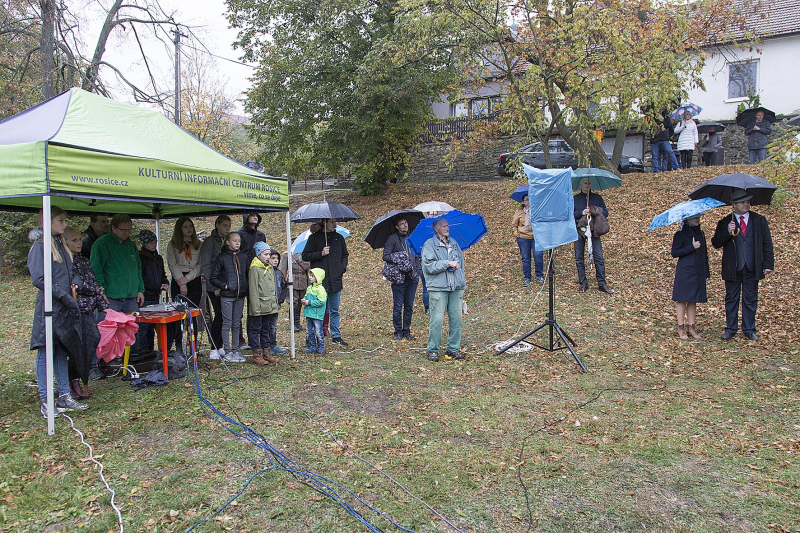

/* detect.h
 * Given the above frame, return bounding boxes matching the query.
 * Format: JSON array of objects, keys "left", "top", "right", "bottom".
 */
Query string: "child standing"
[
  {"left": 210, "top": 232, "right": 248, "bottom": 362},
  {"left": 302, "top": 268, "right": 327, "bottom": 354},
  {"left": 247, "top": 242, "right": 280, "bottom": 366},
  {"left": 63, "top": 227, "right": 108, "bottom": 398},
  {"left": 671, "top": 217, "right": 710, "bottom": 339},
  {"left": 138, "top": 229, "right": 169, "bottom": 352},
  {"left": 268, "top": 249, "right": 288, "bottom": 356}
]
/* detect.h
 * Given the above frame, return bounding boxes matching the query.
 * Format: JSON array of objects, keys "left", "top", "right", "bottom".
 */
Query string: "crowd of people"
[
  {"left": 28, "top": 180, "right": 776, "bottom": 419},
  {"left": 650, "top": 108, "right": 772, "bottom": 172}
]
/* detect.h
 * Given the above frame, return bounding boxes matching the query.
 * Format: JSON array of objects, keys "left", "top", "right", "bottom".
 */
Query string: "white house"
[{"left": 687, "top": 0, "right": 800, "bottom": 120}]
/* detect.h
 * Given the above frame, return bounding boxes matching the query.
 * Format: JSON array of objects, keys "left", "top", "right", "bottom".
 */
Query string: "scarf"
[
  {"left": 184, "top": 242, "right": 192, "bottom": 260},
  {"left": 522, "top": 207, "right": 531, "bottom": 229}
]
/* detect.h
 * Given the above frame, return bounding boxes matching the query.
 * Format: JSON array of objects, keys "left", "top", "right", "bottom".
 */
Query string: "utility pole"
[{"left": 170, "top": 27, "right": 187, "bottom": 126}]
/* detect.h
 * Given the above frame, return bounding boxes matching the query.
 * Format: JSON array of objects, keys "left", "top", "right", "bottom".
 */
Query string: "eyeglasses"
[{"left": 115, "top": 226, "right": 132, "bottom": 233}]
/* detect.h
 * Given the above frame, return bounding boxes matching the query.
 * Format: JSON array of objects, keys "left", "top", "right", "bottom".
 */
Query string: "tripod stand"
[{"left": 496, "top": 249, "right": 588, "bottom": 372}]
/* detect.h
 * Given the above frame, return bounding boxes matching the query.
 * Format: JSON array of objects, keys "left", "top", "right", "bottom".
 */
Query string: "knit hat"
[
  {"left": 140, "top": 229, "right": 157, "bottom": 247},
  {"left": 253, "top": 241, "right": 270, "bottom": 257}
]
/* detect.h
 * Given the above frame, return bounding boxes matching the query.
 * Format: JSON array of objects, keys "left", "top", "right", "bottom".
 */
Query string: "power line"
[{"left": 181, "top": 42, "right": 255, "bottom": 69}]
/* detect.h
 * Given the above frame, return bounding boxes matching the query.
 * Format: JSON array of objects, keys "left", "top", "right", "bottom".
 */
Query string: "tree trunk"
[
  {"left": 40, "top": 0, "right": 55, "bottom": 99},
  {"left": 610, "top": 125, "right": 627, "bottom": 172},
  {"left": 82, "top": 0, "right": 124, "bottom": 92}
]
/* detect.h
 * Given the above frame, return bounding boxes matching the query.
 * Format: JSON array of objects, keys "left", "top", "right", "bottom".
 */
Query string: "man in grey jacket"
[
  {"left": 745, "top": 110, "right": 772, "bottom": 164},
  {"left": 421, "top": 218, "right": 466, "bottom": 362}
]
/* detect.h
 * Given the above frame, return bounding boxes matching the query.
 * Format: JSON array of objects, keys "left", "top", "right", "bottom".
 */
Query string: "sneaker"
[
  {"left": 56, "top": 394, "right": 88, "bottom": 412},
  {"left": 239, "top": 343, "right": 251, "bottom": 351},
  {"left": 424, "top": 307, "right": 430, "bottom": 316},
  {"left": 522, "top": 278, "right": 532, "bottom": 287},
  {"left": 40, "top": 401, "right": 60, "bottom": 419},
  {"left": 218, "top": 348, "right": 226, "bottom": 357},
  {"left": 536, "top": 276, "right": 545, "bottom": 284},
  {"left": 393, "top": 333, "right": 404, "bottom": 341},
  {"left": 222, "top": 351, "right": 246, "bottom": 363},
  {"left": 331, "top": 337, "right": 349, "bottom": 347},
  {"left": 271, "top": 345, "right": 287, "bottom": 355},
  {"left": 293, "top": 324, "right": 305, "bottom": 332},
  {"left": 317, "top": 349, "right": 325, "bottom": 355},
  {"left": 209, "top": 349, "right": 220, "bottom": 360},
  {"left": 446, "top": 350, "right": 466, "bottom": 360},
  {"left": 89, "top": 368, "right": 104, "bottom": 381},
  {"left": 427, "top": 351, "right": 440, "bottom": 362},
  {"left": 303, "top": 348, "right": 317, "bottom": 354},
  {"left": 402, "top": 332, "right": 416, "bottom": 341}
]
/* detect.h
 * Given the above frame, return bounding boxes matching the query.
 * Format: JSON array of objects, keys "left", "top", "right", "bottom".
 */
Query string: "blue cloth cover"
[{"left": 524, "top": 165, "right": 578, "bottom": 251}]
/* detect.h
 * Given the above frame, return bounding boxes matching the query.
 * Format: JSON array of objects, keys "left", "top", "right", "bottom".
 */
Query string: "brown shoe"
[
  {"left": 263, "top": 352, "right": 280, "bottom": 364},
  {"left": 687, "top": 324, "right": 702, "bottom": 339},
  {"left": 70, "top": 379, "right": 89, "bottom": 399},
  {"left": 252, "top": 349, "right": 268, "bottom": 366},
  {"left": 677, "top": 324, "right": 689, "bottom": 340}
]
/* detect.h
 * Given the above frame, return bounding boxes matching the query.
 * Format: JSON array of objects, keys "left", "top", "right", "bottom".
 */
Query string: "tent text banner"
[{"left": 48, "top": 146, "right": 288, "bottom": 209}]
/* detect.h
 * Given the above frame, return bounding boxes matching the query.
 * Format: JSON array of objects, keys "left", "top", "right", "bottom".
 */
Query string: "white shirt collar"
[{"left": 736, "top": 212, "right": 750, "bottom": 225}]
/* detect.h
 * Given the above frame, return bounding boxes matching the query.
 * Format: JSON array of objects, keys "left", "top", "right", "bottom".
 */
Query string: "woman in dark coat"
[{"left": 671, "top": 216, "right": 710, "bottom": 339}]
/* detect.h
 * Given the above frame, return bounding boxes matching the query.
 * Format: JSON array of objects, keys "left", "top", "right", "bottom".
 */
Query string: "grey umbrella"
[
  {"left": 788, "top": 115, "right": 800, "bottom": 127},
  {"left": 688, "top": 173, "right": 777, "bottom": 206}
]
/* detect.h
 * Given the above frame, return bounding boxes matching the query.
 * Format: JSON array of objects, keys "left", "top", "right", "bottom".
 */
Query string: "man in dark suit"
[{"left": 711, "top": 188, "right": 774, "bottom": 341}]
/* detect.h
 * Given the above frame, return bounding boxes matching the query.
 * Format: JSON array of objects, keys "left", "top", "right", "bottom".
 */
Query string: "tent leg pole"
[
  {"left": 43, "top": 196, "right": 55, "bottom": 435},
  {"left": 286, "top": 211, "right": 295, "bottom": 359},
  {"left": 155, "top": 217, "right": 161, "bottom": 255}
]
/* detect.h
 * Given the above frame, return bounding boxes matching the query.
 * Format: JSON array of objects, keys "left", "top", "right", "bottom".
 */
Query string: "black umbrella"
[
  {"left": 736, "top": 107, "right": 776, "bottom": 128},
  {"left": 290, "top": 200, "right": 361, "bottom": 223},
  {"left": 364, "top": 209, "right": 424, "bottom": 249},
  {"left": 696, "top": 122, "right": 726, "bottom": 134},
  {"left": 688, "top": 173, "right": 777, "bottom": 206}
]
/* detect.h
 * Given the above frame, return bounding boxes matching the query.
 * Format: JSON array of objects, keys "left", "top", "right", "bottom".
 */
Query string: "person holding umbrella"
[
  {"left": 573, "top": 176, "right": 614, "bottom": 294},
  {"left": 303, "top": 218, "right": 350, "bottom": 347},
  {"left": 671, "top": 216, "right": 710, "bottom": 339},
  {"left": 674, "top": 111, "right": 699, "bottom": 169},
  {"left": 382, "top": 217, "right": 421, "bottom": 340},
  {"left": 510, "top": 189, "right": 544, "bottom": 286},
  {"left": 711, "top": 187, "right": 774, "bottom": 341},
  {"left": 700, "top": 124, "right": 723, "bottom": 167},
  {"left": 745, "top": 110, "right": 773, "bottom": 164}
]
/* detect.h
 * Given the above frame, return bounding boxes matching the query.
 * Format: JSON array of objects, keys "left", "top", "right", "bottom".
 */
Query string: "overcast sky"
[{"left": 91, "top": 0, "right": 255, "bottom": 114}]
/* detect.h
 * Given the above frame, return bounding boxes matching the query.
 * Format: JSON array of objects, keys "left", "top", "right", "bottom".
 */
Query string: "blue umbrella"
[
  {"left": 572, "top": 168, "right": 622, "bottom": 191},
  {"left": 407, "top": 210, "right": 488, "bottom": 256},
  {"left": 509, "top": 185, "right": 529, "bottom": 203},
  {"left": 291, "top": 226, "right": 350, "bottom": 253},
  {"left": 648, "top": 198, "right": 725, "bottom": 231},
  {"left": 670, "top": 102, "right": 703, "bottom": 120}
]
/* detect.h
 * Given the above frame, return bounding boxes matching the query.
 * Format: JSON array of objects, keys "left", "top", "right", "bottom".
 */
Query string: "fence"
[{"left": 420, "top": 114, "right": 499, "bottom": 143}]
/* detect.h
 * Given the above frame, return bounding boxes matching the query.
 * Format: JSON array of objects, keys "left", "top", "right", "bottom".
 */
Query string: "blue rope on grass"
[{"left": 180, "top": 312, "right": 417, "bottom": 533}]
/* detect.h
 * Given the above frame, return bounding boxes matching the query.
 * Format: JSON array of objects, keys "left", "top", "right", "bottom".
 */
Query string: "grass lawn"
[{"left": 0, "top": 165, "right": 797, "bottom": 532}]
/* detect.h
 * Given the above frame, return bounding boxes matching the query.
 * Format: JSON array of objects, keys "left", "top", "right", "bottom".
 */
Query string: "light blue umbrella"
[
  {"left": 670, "top": 102, "right": 703, "bottom": 120},
  {"left": 648, "top": 198, "right": 725, "bottom": 231},
  {"left": 572, "top": 168, "right": 622, "bottom": 191},
  {"left": 291, "top": 225, "right": 350, "bottom": 253}
]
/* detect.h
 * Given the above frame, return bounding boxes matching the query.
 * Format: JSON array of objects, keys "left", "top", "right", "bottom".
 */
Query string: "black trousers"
[
  {"left": 725, "top": 267, "right": 759, "bottom": 334},
  {"left": 679, "top": 150, "right": 693, "bottom": 169},
  {"left": 169, "top": 276, "right": 202, "bottom": 351},
  {"left": 574, "top": 233, "right": 607, "bottom": 288},
  {"left": 702, "top": 152, "right": 715, "bottom": 167}
]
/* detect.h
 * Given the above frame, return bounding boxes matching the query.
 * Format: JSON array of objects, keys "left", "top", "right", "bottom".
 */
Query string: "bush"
[{"left": 0, "top": 212, "right": 40, "bottom": 271}]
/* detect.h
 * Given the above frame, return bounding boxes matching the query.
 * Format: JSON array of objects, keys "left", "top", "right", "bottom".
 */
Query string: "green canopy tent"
[{"left": 0, "top": 89, "right": 297, "bottom": 434}]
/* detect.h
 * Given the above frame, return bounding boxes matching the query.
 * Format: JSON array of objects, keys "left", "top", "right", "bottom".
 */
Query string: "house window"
[
  {"left": 471, "top": 98, "right": 489, "bottom": 117},
  {"left": 451, "top": 102, "right": 468, "bottom": 117},
  {"left": 728, "top": 60, "right": 757, "bottom": 99}
]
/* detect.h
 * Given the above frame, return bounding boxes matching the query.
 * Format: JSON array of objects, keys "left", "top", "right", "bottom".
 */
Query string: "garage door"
[{"left": 602, "top": 134, "right": 644, "bottom": 159}]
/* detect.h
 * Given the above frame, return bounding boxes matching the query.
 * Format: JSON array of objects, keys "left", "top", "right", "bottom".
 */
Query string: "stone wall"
[{"left": 403, "top": 134, "right": 526, "bottom": 183}]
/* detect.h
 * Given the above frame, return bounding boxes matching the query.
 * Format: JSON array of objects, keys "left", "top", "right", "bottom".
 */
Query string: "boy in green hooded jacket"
[{"left": 302, "top": 268, "right": 327, "bottom": 354}]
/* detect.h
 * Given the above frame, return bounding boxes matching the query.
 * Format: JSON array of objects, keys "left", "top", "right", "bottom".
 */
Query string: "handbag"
[{"left": 589, "top": 206, "right": 610, "bottom": 237}]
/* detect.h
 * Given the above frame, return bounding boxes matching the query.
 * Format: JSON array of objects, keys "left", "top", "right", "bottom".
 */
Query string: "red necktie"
[{"left": 739, "top": 216, "right": 747, "bottom": 237}]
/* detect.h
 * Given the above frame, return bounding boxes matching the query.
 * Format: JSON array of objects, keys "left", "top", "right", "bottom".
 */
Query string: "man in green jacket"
[{"left": 421, "top": 218, "right": 466, "bottom": 362}]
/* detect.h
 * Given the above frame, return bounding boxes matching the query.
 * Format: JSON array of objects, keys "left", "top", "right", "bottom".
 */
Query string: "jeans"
[
  {"left": 221, "top": 296, "right": 245, "bottom": 351},
  {"left": 679, "top": 150, "right": 693, "bottom": 169},
  {"left": 427, "top": 289, "right": 464, "bottom": 354},
  {"left": 516, "top": 237, "right": 544, "bottom": 280},
  {"left": 326, "top": 290, "right": 342, "bottom": 338},
  {"left": 574, "top": 233, "right": 607, "bottom": 288},
  {"left": 651, "top": 140, "right": 679, "bottom": 172},
  {"left": 306, "top": 318, "right": 324, "bottom": 352},
  {"left": 749, "top": 148, "right": 766, "bottom": 164},
  {"left": 724, "top": 267, "right": 759, "bottom": 334},
  {"left": 247, "top": 313, "right": 278, "bottom": 350},
  {"left": 391, "top": 277, "right": 419, "bottom": 334},
  {"left": 36, "top": 344, "right": 70, "bottom": 401},
  {"left": 420, "top": 276, "right": 430, "bottom": 309}
]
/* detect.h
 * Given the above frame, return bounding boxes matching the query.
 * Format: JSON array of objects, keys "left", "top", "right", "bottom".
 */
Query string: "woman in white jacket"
[{"left": 674, "top": 111, "right": 699, "bottom": 169}]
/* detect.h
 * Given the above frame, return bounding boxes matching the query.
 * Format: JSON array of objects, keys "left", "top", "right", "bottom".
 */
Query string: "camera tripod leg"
[
  {"left": 494, "top": 322, "right": 548, "bottom": 356},
  {"left": 553, "top": 322, "right": 587, "bottom": 372}
]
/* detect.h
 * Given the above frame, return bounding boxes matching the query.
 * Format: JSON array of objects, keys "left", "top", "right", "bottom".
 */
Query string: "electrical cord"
[
  {"left": 516, "top": 386, "right": 666, "bottom": 533},
  {"left": 178, "top": 302, "right": 419, "bottom": 533},
  {"left": 62, "top": 413, "right": 124, "bottom": 532}
]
